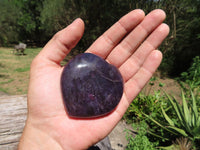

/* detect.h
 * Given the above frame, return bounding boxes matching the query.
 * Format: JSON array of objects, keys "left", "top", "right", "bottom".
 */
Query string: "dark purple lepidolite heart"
[{"left": 61, "top": 53, "right": 123, "bottom": 118}]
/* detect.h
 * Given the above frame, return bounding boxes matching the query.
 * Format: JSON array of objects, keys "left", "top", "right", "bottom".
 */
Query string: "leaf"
[
  {"left": 164, "top": 91, "right": 193, "bottom": 134},
  {"left": 181, "top": 89, "right": 191, "bottom": 126},
  {"left": 165, "top": 93, "right": 184, "bottom": 126},
  {"left": 161, "top": 106, "right": 175, "bottom": 126},
  {"left": 158, "top": 144, "right": 176, "bottom": 150},
  {"left": 167, "top": 126, "right": 188, "bottom": 137},
  {"left": 164, "top": 92, "right": 183, "bottom": 123},
  {"left": 197, "top": 117, "right": 200, "bottom": 127},
  {"left": 191, "top": 112, "right": 195, "bottom": 128},
  {"left": 190, "top": 88, "right": 198, "bottom": 119},
  {"left": 143, "top": 113, "right": 178, "bottom": 135},
  {"left": 147, "top": 130, "right": 169, "bottom": 141}
]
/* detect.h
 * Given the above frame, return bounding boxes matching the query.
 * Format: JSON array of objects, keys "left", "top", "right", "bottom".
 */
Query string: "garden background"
[{"left": 0, "top": 0, "right": 200, "bottom": 149}]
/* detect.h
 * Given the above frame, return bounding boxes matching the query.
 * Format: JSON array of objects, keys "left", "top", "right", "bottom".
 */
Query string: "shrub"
[
  {"left": 125, "top": 121, "right": 158, "bottom": 150},
  {"left": 123, "top": 91, "right": 166, "bottom": 124},
  {"left": 146, "top": 89, "right": 200, "bottom": 149},
  {"left": 178, "top": 56, "right": 200, "bottom": 90},
  {"left": 124, "top": 90, "right": 178, "bottom": 146}
]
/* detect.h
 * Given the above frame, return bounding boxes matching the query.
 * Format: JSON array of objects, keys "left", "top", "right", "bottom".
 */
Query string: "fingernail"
[{"left": 72, "top": 18, "right": 81, "bottom": 24}]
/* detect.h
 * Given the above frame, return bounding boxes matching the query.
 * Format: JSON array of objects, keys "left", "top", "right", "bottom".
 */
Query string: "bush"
[
  {"left": 178, "top": 56, "right": 200, "bottom": 90},
  {"left": 125, "top": 121, "right": 158, "bottom": 150},
  {"left": 123, "top": 91, "right": 166, "bottom": 124},
  {"left": 145, "top": 89, "right": 200, "bottom": 149},
  {"left": 124, "top": 90, "right": 178, "bottom": 146},
  {"left": 124, "top": 86, "right": 200, "bottom": 149}
]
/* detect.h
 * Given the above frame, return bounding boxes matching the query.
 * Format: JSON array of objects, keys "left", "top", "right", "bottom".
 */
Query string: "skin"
[{"left": 18, "top": 9, "right": 169, "bottom": 150}]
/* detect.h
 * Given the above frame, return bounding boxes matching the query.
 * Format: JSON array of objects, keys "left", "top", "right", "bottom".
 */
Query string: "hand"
[{"left": 18, "top": 9, "right": 169, "bottom": 150}]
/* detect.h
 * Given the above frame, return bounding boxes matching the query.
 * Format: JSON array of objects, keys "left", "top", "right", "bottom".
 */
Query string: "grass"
[
  {"left": 15, "top": 67, "right": 30, "bottom": 72},
  {"left": 0, "top": 47, "right": 76, "bottom": 95},
  {"left": 0, "top": 47, "right": 41, "bottom": 95}
]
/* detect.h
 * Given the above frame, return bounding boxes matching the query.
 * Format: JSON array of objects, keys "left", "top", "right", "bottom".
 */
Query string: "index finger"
[{"left": 86, "top": 9, "right": 145, "bottom": 58}]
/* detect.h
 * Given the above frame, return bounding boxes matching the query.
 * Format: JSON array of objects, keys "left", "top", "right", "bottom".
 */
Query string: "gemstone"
[{"left": 61, "top": 53, "right": 123, "bottom": 118}]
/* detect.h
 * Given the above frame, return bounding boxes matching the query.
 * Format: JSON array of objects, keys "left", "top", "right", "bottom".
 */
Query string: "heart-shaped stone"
[{"left": 61, "top": 53, "right": 123, "bottom": 118}]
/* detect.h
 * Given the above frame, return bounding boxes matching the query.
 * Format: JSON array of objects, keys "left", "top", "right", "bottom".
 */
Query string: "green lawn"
[
  {"left": 0, "top": 47, "right": 41, "bottom": 95},
  {"left": 0, "top": 47, "right": 78, "bottom": 95}
]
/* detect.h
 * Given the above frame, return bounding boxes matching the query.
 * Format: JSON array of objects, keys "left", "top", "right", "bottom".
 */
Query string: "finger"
[
  {"left": 36, "top": 18, "right": 85, "bottom": 65},
  {"left": 124, "top": 50, "right": 162, "bottom": 102},
  {"left": 86, "top": 9, "right": 145, "bottom": 58},
  {"left": 106, "top": 9, "right": 166, "bottom": 67},
  {"left": 103, "top": 50, "right": 163, "bottom": 123},
  {"left": 119, "top": 23, "right": 169, "bottom": 82}
]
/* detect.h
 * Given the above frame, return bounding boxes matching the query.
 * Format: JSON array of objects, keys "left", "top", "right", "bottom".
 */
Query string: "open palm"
[{"left": 19, "top": 9, "right": 169, "bottom": 150}]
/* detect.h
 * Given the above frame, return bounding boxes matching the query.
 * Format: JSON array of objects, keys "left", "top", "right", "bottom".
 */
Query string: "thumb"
[{"left": 36, "top": 18, "right": 85, "bottom": 65}]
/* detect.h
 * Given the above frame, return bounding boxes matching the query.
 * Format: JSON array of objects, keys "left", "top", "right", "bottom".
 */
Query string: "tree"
[
  {"left": 40, "top": 0, "right": 66, "bottom": 37},
  {"left": 0, "top": 0, "right": 199, "bottom": 77},
  {"left": 172, "top": 0, "right": 200, "bottom": 75},
  {"left": 0, "top": 0, "right": 20, "bottom": 46},
  {"left": 16, "top": 0, "right": 44, "bottom": 46}
]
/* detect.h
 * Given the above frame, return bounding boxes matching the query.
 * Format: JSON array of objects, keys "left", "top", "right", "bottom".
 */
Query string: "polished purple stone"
[{"left": 61, "top": 53, "right": 123, "bottom": 118}]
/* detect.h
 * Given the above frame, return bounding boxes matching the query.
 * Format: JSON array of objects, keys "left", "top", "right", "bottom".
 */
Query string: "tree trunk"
[{"left": 173, "top": 10, "right": 176, "bottom": 38}]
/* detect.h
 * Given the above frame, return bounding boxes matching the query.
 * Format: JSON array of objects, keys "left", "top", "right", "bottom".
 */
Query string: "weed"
[
  {"left": 0, "top": 79, "right": 14, "bottom": 84},
  {"left": 126, "top": 121, "right": 158, "bottom": 150},
  {"left": 123, "top": 90, "right": 167, "bottom": 123},
  {"left": 15, "top": 67, "right": 30, "bottom": 72},
  {"left": 159, "top": 82, "right": 165, "bottom": 87}
]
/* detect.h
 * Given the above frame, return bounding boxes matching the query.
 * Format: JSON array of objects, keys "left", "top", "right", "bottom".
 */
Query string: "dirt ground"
[{"left": 144, "top": 76, "right": 181, "bottom": 99}]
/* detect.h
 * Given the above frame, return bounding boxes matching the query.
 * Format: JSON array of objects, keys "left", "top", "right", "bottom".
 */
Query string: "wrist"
[{"left": 18, "top": 120, "right": 63, "bottom": 150}]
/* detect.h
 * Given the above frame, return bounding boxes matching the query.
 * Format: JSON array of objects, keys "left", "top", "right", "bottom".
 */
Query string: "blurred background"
[
  {"left": 0, "top": 0, "right": 200, "bottom": 149},
  {"left": 1, "top": 0, "right": 200, "bottom": 76}
]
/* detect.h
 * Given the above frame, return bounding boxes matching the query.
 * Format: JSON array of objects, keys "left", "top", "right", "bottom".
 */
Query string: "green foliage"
[
  {"left": 124, "top": 90, "right": 177, "bottom": 146},
  {"left": 179, "top": 56, "right": 200, "bottom": 90},
  {"left": 169, "top": 0, "right": 200, "bottom": 75},
  {"left": 159, "top": 82, "right": 165, "bottom": 87},
  {"left": 157, "top": 0, "right": 200, "bottom": 76},
  {"left": 126, "top": 121, "right": 157, "bottom": 150},
  {"left": 125, "top": 85, "right": 200, "bottom": 148},
  {"left": 0, "top": 0, "right": 20, "bottom": 46},
  {"left": 0, "top": 0, "right": 199, "bottom": 75},
  {"left": 145, "top": 89, "right": 200, "bottom": 149},
  {"left": 40, "top": 0, "right": 67, "bottom": 36},
  {"left": 123, "top": 91, "right": 165, "bottom": 124},
  {"left": 16, "top": 0, "right": 44, "bottom": 45}
]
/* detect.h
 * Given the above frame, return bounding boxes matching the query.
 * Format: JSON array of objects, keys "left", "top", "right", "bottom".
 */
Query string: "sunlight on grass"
[
  {"left": 0, "top": 47, "right": 42, "bottom": 95},
  {"left": 0, "top": 47, "right": 78, "bottom": 95}
]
